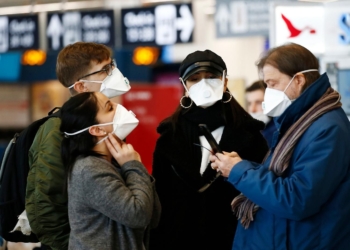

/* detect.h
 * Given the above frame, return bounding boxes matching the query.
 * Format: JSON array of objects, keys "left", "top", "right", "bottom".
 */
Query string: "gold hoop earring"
[
  {"left": 180, "top": 95, "right": 193, "bottom": 109},
  {"left": 222, "top": 90, "right": 233, "bottom": 103}
]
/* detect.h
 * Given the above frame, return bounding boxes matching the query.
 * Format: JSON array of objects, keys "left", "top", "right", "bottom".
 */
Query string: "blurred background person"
[{"left": 246, "top": 80, "right": 276, "bottom": 148}]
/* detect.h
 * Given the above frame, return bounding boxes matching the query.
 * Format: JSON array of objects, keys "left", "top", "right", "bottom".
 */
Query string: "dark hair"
[
  {"left": 256, "top": 43, "right": 320, "bottom": 93},
  {"left": 60, "top": 92, "right": 104, "bottom": 181},
  {"left": 56, "top": 42, "right": 112, "bottom": 90},
  {"left": 162, "top": 51, "right": 251, "bottom": 129},
  {"left": 246, "top": 80, "right": 267, "bottom": 93}
]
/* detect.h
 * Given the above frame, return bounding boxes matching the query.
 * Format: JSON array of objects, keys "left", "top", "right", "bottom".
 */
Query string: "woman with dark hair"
[
  {"left": 149, "top": 50, "right": 268, "bottom": 250},
  {"left": 60, "top": 92, "right": 160, "bottom": 250}
]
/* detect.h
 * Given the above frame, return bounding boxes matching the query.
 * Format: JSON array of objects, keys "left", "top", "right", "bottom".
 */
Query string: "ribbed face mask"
[
  {"left": 250, "top": 112, "right": 270, "bottom": 124},
  {"left": 69, "top": 68, "right": 131, "bottom": 98},
  {"left": 64, "top": 104, "right": 139, "bottom": 143},
  {"left": 262, "top": 69, "right": 318, "bottom": 117},
  {"left": 179, "top": 70, "right": 225, "bottom": 108}
]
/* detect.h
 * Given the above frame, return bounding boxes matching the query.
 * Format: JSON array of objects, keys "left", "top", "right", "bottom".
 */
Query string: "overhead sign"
[
  {"left": 0, "top": 15, "right": 39, "bottom": 53},
  {"left": 121, "top": 3, "right": 194, "bottom": 46},
  {"left": 47, "top": 9, "right": 115, "bottom": 50},
  {"left": 324, "top": 5, "right": 350, "bottom": 55},
  {"left": 273, "top": 6, "right": 324, "bottom": 55},
  {"left": 215, "top": 0, "right": 269, "bottom": 37}
]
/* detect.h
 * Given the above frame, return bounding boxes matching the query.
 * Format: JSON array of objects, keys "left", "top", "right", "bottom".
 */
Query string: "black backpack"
[{"left": 0, "top": 107, "right": 60, "bottom": 243}]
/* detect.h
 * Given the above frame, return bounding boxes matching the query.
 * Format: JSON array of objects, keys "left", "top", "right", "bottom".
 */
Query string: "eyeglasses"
[
  {"left": 193, "top": 143, "right": 222, "bottom": 193},
  {"left": 77, "top": 59, "right": 116, "bottom": 81}
]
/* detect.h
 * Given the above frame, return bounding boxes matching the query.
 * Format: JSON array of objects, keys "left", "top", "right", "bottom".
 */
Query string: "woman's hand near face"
[
  {"left": 105, "top": 133, "right": 141, "bottom": 166},
  {"left": 209, "top": 151, "right": 242, "bottom": 177}
]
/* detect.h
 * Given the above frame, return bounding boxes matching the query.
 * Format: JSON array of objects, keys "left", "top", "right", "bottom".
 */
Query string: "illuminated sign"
[
  {"left": 46, "top": 10, "right": 115, "bottom": 50},
  {"left": 0, "top": 15, "right": 39, "bottom": 53},
  {"left": 22, "top": 50, "right": 46, "bottom": 66},
  {"left": 121, "top": 3, "right": 194, "bottom": 46},
  {"left": 339, "top": 13, "right": 350, "bottom": 44},
  {"left": 215, "top": 0, "right": 269, "bottom": 37},
  {"left": 273, "top": 6, "right": 324, "bottom": 55},
  {"left": 132, "top": 47, "right": 159, "bottom": 65},
  {"left": 324, "top": 5, "right": 350, "bottom": 55}
]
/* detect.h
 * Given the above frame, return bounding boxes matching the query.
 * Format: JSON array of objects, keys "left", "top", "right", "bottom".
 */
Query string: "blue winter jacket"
[{"left": 229, "top": 73, "right": 350, "bottom": 250}]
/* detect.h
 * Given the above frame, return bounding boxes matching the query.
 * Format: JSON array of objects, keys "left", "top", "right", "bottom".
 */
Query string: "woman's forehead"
[{"left": 95, "top": 92, "right": 109, "bottom": 109}]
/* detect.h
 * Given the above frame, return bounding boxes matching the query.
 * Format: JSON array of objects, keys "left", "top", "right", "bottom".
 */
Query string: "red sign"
[
  {"left": 122, "top": 84, "right": 183, "bottom": 173},
  {"left": 281, "top": 14, "right": 316, "bottom": 38}
]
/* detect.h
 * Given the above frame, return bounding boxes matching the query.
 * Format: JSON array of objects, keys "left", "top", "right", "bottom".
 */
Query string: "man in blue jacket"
[{"left": 210, "top": 43, "right": 350, "bottom": 250}]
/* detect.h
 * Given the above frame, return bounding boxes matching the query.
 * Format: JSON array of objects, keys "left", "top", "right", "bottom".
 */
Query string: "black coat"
[{"left": 150, "top": 114, "right": 268, "bottom": 250}]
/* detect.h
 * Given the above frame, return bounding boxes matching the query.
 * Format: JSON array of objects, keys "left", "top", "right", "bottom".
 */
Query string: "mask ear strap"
[
  {"left": 284, "top": 72, "right": 300, "bottom": 93},
  {"left": 64, "top": 122, "right": 113, "bottom": 137},
  {"left": 222, "top": 70, "right": 226, "bottom": 84},
  {"left": 299, "top": 69, "right": 318, "bottom": 74},
  {"left": 285, "top": 69, "right": 318, "bottom": 92},
  {"left": 179, "top": 77, "right": 190, "bottom": 94}
]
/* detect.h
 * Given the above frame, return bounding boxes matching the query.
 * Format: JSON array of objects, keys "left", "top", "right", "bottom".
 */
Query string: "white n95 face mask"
[
  {"left": 180, "top": 70, "right": 225, "bottom": 108},
  {"left": 262, "top": 69, "right": 318, "bottom": 117},
  {"left": 99, "top": 68, "right": 131, "bottom": 98},
  {"left": 250, "top": 112, "right": 270, "bottom": 124},
  {"left": 64, "top": 104, "right": 139, "bottom": 143},
  {"left": 262, "top": 88, "right": 291, "bottom": 117},
  {"left": 69, "top": 68, "right": 131, "bottom": 98}
]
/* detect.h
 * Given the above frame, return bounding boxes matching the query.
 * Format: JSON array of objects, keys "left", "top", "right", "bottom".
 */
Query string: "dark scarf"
[
  {"left": 179, "top": 101, "right": 228, "bottom": 158},
  {"left": 231, "top": 87, "right": 342, "bottom": 229}
]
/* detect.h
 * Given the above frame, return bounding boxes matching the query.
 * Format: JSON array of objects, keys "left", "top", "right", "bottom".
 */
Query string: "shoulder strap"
[{"left": 48, "top": 107, "right": 61, "bottom": 118}]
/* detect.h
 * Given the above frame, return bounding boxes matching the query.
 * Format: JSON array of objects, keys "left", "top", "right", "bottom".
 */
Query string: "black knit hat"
[{"left": 179, "top": 50, "right": 227, "bottom": 81}]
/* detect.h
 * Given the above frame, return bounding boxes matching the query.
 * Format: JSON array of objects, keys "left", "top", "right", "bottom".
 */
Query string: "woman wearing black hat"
[{"left": 149, "top": 50, "right": 268, "bottom": 250}]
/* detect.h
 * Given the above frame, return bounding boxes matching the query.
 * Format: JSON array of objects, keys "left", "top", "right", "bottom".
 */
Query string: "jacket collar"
[{"left": 271, "top": 73, "right": 330, "bottom": 146}]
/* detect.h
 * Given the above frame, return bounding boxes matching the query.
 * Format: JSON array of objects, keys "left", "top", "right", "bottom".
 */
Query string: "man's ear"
[
  {"left": 89, "top": 126, "right": 107, "bottom": 137},
  {"left": 73, "top": 81, "right": 85, "bottom": 93},
  {"left": 295, "top": 74, "right": 306, "bottom": 90}
]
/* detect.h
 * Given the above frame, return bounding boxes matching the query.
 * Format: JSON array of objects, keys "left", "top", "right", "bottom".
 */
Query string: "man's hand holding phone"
[{"left": 209, "top": 152, "right": 242, "bottom": 177}]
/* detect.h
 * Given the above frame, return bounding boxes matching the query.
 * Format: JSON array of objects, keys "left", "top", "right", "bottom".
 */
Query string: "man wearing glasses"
[{"left": 26, "top": 42, "right": 130, "bottom": 250}]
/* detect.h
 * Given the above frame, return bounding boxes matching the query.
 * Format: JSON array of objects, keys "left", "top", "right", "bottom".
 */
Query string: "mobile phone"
[{"left": 198, "top": 124, "right": 222, "bottom": 154}]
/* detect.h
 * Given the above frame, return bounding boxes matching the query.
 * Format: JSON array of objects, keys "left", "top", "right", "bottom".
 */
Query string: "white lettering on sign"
[
  {"left": 216, "top": 3, "right": 230, "bottom": 35},
  {"left": 10, "top": 33, "right": 34, "bottom": 48},
  {"left": 176, "top": 4, "right": 194, "bottom": 42},
  {"left": 215, "top": 0, "right": 269, "bottom": 37},
  {"left": 125, "top": 91, "right": 152, "bottom": 101},
  {"left": 47, "top": 14, "right": 64, "bottom": 50},
  {"left": 82, "top": 14, "right": 111, "bottom": 43},
  {"left": 230, "top": 1, "right": 248, "bottom": 33},
  {"left": 82, "top": 14, "right": 111, "bottom": 29},
  {"left": 247, "top": 2, "right": 268, "bottom": 32},
  {"left": 83, "top": 29, "right": 110, "bottom": 43},
  {"left": 124, "top": 11, "right": 154, "bottom": 27},
  {"left": 62, "top": 12, "right": 82, "bottom": 47},
  {"left": 9, "top": 19, "right": 35, "bottom": 34},
  {"left": 126, "top": 26, "right": 155, "bottom": 42},
  {"left": 123, "top": 4, "right": 193, "bottom": 45},
  {"left": 155, "top": 5, "right": 177, "bottom": 45},
  {"left": 9, "top": 19, "right": 35, "bottom": 48},
  {"left": 124, "top": 11, "right": 155, "bottom": 43},
  {"left": 47, "top": 11, "right": 113, "bottom": 50},
  {"left": 0, "top": 16, "right": 9, "bottom": 52}
]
